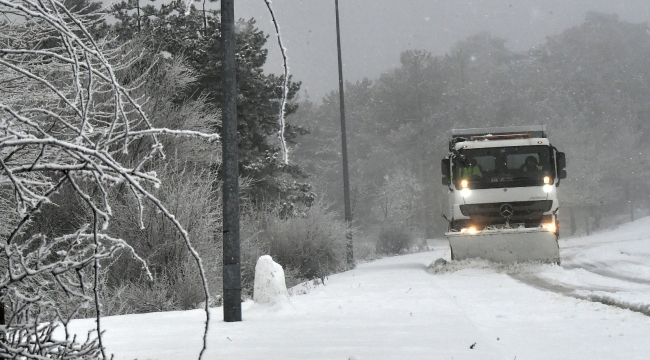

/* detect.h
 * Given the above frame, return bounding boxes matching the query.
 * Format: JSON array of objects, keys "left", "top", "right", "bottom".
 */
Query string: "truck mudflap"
[{"left": 445, "top": 227, "right": 560, "bottom": 264}]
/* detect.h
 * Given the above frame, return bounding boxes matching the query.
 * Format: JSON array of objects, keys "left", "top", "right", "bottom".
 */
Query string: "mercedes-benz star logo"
[{"left": 500, "top": 204, "right": 514, "bottom": 218}]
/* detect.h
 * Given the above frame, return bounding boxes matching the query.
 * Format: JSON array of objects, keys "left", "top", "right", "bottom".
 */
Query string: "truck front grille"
[{"left": 460, "top": 200, "right": 552, "bottom": 222}]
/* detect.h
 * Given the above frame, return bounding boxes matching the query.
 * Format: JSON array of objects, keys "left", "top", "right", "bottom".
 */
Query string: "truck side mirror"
[
  {"left": 441, "top": 158, "right": 451, "bottom": 185},
  {"left": 556, "top": 152, "right": 567, "bottom": 180},
  {"left": 557, "top": 152, "right": 566, "bottom": 170}
]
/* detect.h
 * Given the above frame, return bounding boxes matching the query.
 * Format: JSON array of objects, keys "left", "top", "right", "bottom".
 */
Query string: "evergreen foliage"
[{"left": 110, "top": 0, "right": 314, "bottom": 208}]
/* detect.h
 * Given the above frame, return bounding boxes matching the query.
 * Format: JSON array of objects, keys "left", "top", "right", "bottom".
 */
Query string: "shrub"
[
  {"left": 376, "top": 223, "right": 414, "bottom": 255},
  {"left": 239, "top": 203, "right": 271, "bottom": 296},
  {"left": 102, "top": 161, "right": 220, "bottom": 314},
  {"left": 103, "top": 257, "right": 213, "bottom": 315},
  {"left": 261, "top": 201, "right": 349, "bottom": 281},
  {"left": 354, "top": 234, "right": 377, "bottom": 261}
]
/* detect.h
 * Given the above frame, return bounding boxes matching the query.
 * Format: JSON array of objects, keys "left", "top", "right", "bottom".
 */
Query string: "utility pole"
[
  {"left": 335, "top": 0, "right": 353, "bottom": 266},
  {"left": 221, "top": 0, "right": 242, "bottom": 322},
  {"left": 136, "top": 0, "right": 141, "bottom": 32}
]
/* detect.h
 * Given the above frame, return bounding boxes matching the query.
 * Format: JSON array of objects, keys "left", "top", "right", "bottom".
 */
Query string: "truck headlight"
[
  {"left": 543, "top": 184, "right": 554, "bottom": 193},
  {"left": 460, "top": 179, "right": 471, "bottom": 196},
  {"left": 461, "top": 226, "right": 478, "bottom": 234},
  {"left": 542, "top": 223, "right": 556, "bottom": 233}
]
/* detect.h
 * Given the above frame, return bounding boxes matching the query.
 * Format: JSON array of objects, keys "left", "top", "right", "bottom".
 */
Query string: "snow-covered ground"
[
  {"left": 516, "top": 216, "right": 650, "bottom": 316},
  {"left": 68, "top": 217, "right": 650, "bottom": 359}
]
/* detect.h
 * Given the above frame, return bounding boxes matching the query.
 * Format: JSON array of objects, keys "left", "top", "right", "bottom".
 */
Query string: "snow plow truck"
[{"left": 441, "top": 125, "right": 567, "bottom": 263}]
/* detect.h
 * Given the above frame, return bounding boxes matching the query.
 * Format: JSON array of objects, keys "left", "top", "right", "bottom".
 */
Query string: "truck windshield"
[{"left": 454, "top": 145, "right": 554, "bottom": 189}]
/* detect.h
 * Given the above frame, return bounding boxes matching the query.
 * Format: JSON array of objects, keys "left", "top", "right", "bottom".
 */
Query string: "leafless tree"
[
  {"left": 0, "top": 0, "right": 217, "bottom": 358},
  {"left": 375, "top": 169, "right": 423, "bottom": 228}
]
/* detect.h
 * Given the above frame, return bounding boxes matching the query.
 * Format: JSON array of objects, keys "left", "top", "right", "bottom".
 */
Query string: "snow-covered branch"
[
  {"left": 0, "top": 1, "right": 218, "bottom": 358},
  {"left": 263, "top": 0, "right": 290, "bottom": 164}
]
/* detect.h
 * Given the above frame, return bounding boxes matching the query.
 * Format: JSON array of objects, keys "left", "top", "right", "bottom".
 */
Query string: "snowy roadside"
[
  {"left": 519, "top": 216, "right": 650, "bottom": 316},
  {"left": 64, "top": 217, "right": 650, "bottom": 359}
]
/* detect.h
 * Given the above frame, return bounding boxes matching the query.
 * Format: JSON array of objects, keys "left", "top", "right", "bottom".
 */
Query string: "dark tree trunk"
[{"left": 221, "top": 0, "right": 242, "bottom": 323}]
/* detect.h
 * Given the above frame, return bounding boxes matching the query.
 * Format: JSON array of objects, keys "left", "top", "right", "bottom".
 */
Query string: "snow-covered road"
[{"left": 69, "top": 218, "right": 650, "bottom": 359}]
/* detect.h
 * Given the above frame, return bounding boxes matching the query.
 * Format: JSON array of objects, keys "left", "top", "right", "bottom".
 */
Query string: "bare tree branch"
[
  {"left": 0, "top": 0, "right": 219, "bottom": 358},
  {"left": 263, "top": 0, "right": 290, "bottom": 164}
]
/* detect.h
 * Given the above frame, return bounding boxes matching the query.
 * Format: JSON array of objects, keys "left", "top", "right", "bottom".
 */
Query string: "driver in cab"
[
  {"left": 460, "top": 158, "right": 483, "bottom": 179},
  {"left": 522, "top": 156, "right": 543, "bottom": 175}
]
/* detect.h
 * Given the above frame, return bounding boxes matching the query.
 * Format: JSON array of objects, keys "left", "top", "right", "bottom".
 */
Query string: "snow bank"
[{"left": 253, "top": 255, "right": 290, "bottom": 305}]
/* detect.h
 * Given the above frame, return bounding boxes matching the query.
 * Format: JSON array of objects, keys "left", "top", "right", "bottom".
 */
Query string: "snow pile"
[
  {"left": 427, "top": 258, "right": 448, "bottom": 272},
  {"left": 427, "top": 257, "right": 556, "bottom": 275},
  {"left": 288, "top": 278, "right": 323, "bottom": 296},
  {"left": 253, "top": 255, "right": 290, "bottom": 305}
]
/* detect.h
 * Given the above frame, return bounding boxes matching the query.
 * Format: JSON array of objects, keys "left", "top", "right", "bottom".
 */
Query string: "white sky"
[
  {"left": 233, "top": 0, "right": 650, "bottom": 100},
  {"left": 101, "top": 0, "right": 650, "bottom": 100}
]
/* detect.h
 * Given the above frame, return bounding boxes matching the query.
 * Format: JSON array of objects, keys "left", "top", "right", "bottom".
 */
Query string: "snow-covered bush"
[
  {"left": 239, "top": 203, "right": 301, "bottom": 295},
  {"left": 353, "top": 238, "right": 378, "bottom": 261},
  {"left": 102, "top": 257, "right": 209, "bottom": 315},
  {"left": 235, "top": 202, "right": 268, "bottom": 296},
  {"left": 258, "top": 201, "right": 349, "bottom": 282},
  {"left": 104, "top": 161, "right": 220, "bottom": 314},
  {"left": 376, "top": 223, "right": 414, "bottom": 255}
]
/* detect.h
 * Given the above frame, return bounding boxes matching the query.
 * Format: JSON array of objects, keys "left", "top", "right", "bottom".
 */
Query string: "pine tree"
[{"left": 111, "top": 0, "right": 313, "bottom": 208}]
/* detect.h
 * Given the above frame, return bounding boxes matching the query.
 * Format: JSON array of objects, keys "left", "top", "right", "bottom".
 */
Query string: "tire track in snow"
[
  {"left": 561, "top": 261, "right": 650, "bottom": 286},
  {"left": 510, "top": 272, "right": 650, "bottom": 317},
  {"left": 429, "top": 235, "right": 650, "bottom": 317}
]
